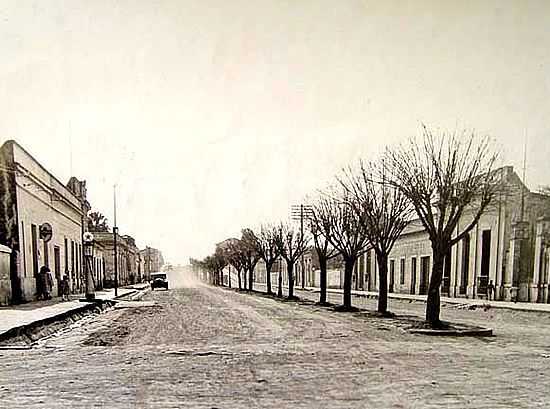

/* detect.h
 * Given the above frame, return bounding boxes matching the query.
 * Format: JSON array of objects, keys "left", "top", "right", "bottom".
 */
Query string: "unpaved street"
[{"left": 1, "top": 284, "right": 549, "bottom": 408}]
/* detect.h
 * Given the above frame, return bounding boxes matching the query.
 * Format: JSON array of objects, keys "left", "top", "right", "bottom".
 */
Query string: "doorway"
[
  {"left": 479, "top": 230, "right": 491, "bottom": 296},
  {"left": 419, "top": 256, "right": 430, "bottom": 295},
  {"left": 460, "top": 234, "right": 470, "bottom": 294},
  {"left": 31, "top": 224, "right": 39, "bottom": 295},
  {"left": 54, "top": 246, "right": 61, "bottom": 296}
]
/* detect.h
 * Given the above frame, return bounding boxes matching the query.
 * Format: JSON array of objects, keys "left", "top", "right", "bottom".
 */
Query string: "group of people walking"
[{"left": 36, "top": 266, "right": 70, "bottom": 301}]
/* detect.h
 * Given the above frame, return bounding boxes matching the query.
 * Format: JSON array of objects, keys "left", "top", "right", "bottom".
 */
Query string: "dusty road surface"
[{"left": 1, "top": 283, "right": 549, "bottom": 409}]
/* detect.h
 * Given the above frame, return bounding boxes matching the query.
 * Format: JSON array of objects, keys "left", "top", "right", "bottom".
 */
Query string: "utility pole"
[
  {"left": 113, "top": 184, "right": 118, "bottom": 297},
  {"left": 520, "top": 130, "right": 528, "bottom": 222},
  {"left": 300, "top": 204, "right": 305, "bottom": 289},
  {"left": 83, "top": 232, "right": 95, "bottom": 301},
  {"left": 291, "top": 203, "right": 313, "bottom": 289}
]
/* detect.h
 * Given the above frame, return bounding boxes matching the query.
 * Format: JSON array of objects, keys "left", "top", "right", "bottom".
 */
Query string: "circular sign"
[
  {"left": 83, "top": 231, "right": 95, "bottom": 243},
  {"left": 39, "top": 223, "right": 53, "bottom": 242}
]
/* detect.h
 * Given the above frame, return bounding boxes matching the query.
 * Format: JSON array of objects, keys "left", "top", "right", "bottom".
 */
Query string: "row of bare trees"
[{"left": 196, "top": 126, "right": 501, "bottom": 328}]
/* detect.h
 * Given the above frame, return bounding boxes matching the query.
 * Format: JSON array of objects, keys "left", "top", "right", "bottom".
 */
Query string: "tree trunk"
[
  {"left": 287, "top": 261, "right": 295, "bottom": 299},
  {"left": 266, "top": 263, "right": 272, "bottom": 294},
  {"left": 242, "top": 270, "right": 247, "bottom": 290},
  {"left": 426, "top": 247, "right": 445, "bottom": 326},
  {"left": 319, "top": 256, "right": 328, "bottom": 304},
  {"left": 278, "top": 269, "right": 283, "bottom": 297},
  {"left": 376, "top": 252, "right": 389, "bottom": 314},
  {"left": 248, "top": 267, "right": 254, "bottom": 291},
  {"left": 343, "top": 257, "right": 355, "bottom": 309},
  {"left": 237, "top": 270, "right": 242, "bottom": 290},
  {"left": 228, "top": 268, "right": 231, "bottom": 288}
]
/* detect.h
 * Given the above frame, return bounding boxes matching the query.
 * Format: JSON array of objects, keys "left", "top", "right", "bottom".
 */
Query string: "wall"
[
  {"left": 12, "top": 142, "right": 84, "bottom": 301},
  {"left": 0, "top": 245, "right": 12, "bottom": 304}
]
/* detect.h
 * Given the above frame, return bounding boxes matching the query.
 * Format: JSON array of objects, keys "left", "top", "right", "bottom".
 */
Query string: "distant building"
[
  {"left": 140, "top": 246, "right": 164, "bottom": 281},
  {"left": 92, "top": 241, "right": 106, "bottom": 290},
  {"left": 93, "top": 232, "right": 139, "bottom": 287},
  {"left": 0, "top": 140, "right": 88, "bottom": 304}
]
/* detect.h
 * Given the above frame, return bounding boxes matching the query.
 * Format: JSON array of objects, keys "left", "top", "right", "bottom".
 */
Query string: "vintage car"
[{"left": 150, "top": 272, "right": 169, "bottom": 291}]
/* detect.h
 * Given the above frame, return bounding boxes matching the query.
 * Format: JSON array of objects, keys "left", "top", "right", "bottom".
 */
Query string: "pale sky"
[{"left": 1, "top": 0, "right": 549, "bottom": 264}]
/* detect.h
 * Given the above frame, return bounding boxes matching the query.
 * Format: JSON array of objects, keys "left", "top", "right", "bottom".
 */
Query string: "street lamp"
[{"left": 83, "top": 231, "right": 95, "bottom": 301}]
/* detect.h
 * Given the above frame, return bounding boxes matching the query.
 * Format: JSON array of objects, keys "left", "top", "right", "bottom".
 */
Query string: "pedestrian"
[
  {"left": 39, "top": 266, "right": 53, "bottom": 300},
  {"left": 35, "top": 269, "right": 44, "bottom": 300},
  {"left": 60, "top": 274, "right": 70, "bottom": 301},
  {"left": 487, "top": 280, "right": 495, "bottom": 301}
]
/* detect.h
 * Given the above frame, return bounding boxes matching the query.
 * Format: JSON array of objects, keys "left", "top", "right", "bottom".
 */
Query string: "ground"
[{"left": 1, "top": 283, "right": 549, "bottom": 408}]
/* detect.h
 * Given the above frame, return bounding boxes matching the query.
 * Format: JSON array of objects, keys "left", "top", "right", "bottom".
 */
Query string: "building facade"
[
  {"left": 91, "top": 241, "right": 106, "bottom": 291},
  {"left": 350, "top": 166, "right": 550, "bottom": 303},
  {"left": 0, "top": 140, "right": 88, "bottom": 304},
  {"left": 94, "top": 232, "right": 136, "bottom": 288},
  {"left": 140, "top": 247, "right": 164, "bottom": 281}
]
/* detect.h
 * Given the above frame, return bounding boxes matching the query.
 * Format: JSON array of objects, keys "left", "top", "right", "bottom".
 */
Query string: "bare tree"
[
  {"left": 189, "top": 258, "right": 205, "bottom": 281},
  {"left": 202, "top": 255, "right": 216, "bottom": 285},
  {"left": 254, "top": 224, "right": 281, "bottom": 295},
  {"left": 310, "top": 197, "right": 339, "bottom": 305},
  {"left": 274, "top": 222, "right": 309, "bottom": 299},
  {"left": 340, "top": 160, "right": 414, "bottom": 315},
  {"left": 384, "top": 125, "right": 501, "bottom": 327},
  {"left": 226, "top": 239, "right": 247, "bottom": 290},
  {"left": 213, "top": 246, "right": 228, "bottom": 286},
  {"left": 241, "top": 228, "right": 261, "bottom": 291},
  {"left": 315, "top": 190, "right": 369, "bottom": 310}
]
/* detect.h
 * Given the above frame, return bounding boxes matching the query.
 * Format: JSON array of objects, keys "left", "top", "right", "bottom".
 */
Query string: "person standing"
[
  {"left": 487, "top": 280, "right": 495, "bottom": 301},
  {"left": 60, "top": 274, "right": 70, "bottom": 301},
  {"left": 39, "top": 266, "right": 53, "bottom": 300}
]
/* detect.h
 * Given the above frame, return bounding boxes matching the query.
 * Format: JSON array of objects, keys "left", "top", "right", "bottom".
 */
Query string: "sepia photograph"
[{"left": 1, "top": 1, "right": 549, "bottom": 408}]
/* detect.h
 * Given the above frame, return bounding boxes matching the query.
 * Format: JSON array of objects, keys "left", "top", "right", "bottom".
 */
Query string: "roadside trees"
[
  {"left": 203, "top": 249, "right": 226, "bottom": 286},
  {"left": 213, "top": 246, "right": 228, "bottom": 286},
  {"left": 383, "top": 125, "right": 501, "bottom": 327},
  {"left": 274, "top": 223, "right": 309, "bottom": 300},
  {"left": 87, "top": 211, "right": 110, "bottom": 232},
  {"left": 202, "top": 256, "right": 216, "bottom": 285},
  {"left": 226, "top": 239, "right": 247, "bottom": 291},
  {"left": 241, "top": 229, "right": 261, "bottom": 291},
  {"left": 310, "top": 197, "right": 339, "bottom": 305},
  {"left": 341, "top": 160, "right": 414, "bottom": 315},
  {"left": 254, "top": 224, "right": 281, "bottom": 295},
  {"left": 315, "top": 190, "right": 369, "bottom": 311}
]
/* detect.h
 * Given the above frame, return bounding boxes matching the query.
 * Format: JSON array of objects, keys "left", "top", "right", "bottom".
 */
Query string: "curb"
[
  {"left": 408, "top": 327, "right": 493, "bottom": 337},
  {"left": 0, "top": 299, "right": 115, "bottom": 346},
  {"left": 244, "top": 285, "right": 494, "bottom": 337},
  {"left": 310, "top": 288, "right": 550, "bottom": 315}
]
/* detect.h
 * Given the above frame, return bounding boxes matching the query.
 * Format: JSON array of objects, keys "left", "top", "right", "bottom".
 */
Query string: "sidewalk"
[
  {"left": 0, "top": 284, "right": 148, "bottom": 341},
  {"left": 302, "top": 286, "right": 550, "bottom": 313}
]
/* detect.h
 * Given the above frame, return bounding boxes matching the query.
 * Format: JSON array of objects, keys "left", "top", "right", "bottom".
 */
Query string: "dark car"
[{"left": 150, "top": 273, "right": 169, "bottom": 291}]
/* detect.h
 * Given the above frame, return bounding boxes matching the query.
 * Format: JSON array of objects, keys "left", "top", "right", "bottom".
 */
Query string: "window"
[
  {"left": 71, "top": 240, "right": 75, "bottom": 276},
  {"left": 389, "top": 259, "right": 395, "bottom": 292},
  {"left": 64, "top": 238, "right": 68, "bottom": 273},
  {"left": 411, "top": 257, "right": 417, "bottom": 295},
  {"left": 20, "top": 221, "right": 27, "bottom": 277},
  {"left": 460, "top": 234, "right": 470, "bottom": 294},
  {"left": 31, "top": 224, "right": 39, "bottom": 276},
  {"left": 400, "top": 258, "right": 405, "bottom": 285}
]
